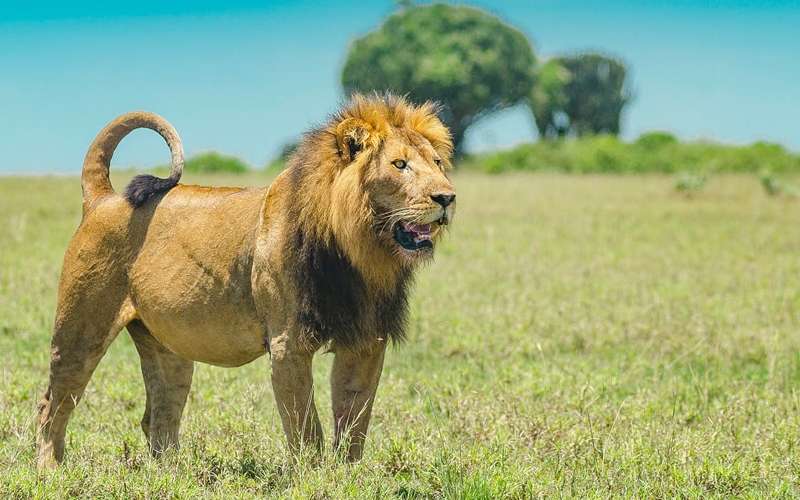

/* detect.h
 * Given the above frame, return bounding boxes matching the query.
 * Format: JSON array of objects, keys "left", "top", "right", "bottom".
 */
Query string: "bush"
[
  {"left": 184, "top": 152, "right": 249, "bottom": 174},
  {"left": 674, "top": 171, "right": 708, "bottom": 196},
  {"left": 635, "top": 131, "right": 678, "bottom": 150},
  {"left": 760, "top": 171, "right": 800, "bottom": 197},
  {"left": 466, "top": 134, "right": 800, "bottom": 175}
]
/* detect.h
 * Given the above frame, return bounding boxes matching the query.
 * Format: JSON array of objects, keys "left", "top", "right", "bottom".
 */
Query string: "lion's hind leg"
[
  {"left": 36, "top": 295, "right": 133, "bottom": 469},
  {"left": 128, "top": 320, "right": 194, "bottom": 456}
]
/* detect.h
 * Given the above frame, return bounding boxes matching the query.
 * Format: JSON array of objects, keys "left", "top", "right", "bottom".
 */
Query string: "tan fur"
[{"left": 36, "top": 94, "right": 455, "bottom": 468}]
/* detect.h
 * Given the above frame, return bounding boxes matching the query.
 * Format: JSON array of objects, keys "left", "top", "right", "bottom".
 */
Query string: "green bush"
[
  {"left": 760, "top": 170, "right": 800, "bottom": 197},
  {"left": 674, "top": 171, "right": 708, "bottom": 196},
  {"left": 466, "top": 133, "right": 800, "bottom": 174},
  {"left": 635, "top": 131, "right": 678, "bottom": 150},
  {"left": 183, "top": 152, "right": 249, "bottom": 174}
]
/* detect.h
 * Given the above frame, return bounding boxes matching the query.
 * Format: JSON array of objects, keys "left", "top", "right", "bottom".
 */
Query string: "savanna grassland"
[{"left": 1, "top": 171, "right": 800, "bottom": 498}]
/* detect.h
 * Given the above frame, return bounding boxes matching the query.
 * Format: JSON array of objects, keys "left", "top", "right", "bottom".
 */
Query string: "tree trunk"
[{"left": 451, "top": 126, "right": 467, "bottom": 162}]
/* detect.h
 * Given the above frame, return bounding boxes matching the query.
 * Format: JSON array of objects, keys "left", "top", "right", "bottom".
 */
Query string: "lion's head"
[{"left": 288, "top": 93, "right": 455, "bottom": 287}]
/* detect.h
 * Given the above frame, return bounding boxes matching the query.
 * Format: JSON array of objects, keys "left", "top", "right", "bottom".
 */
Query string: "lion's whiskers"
[
  {"left": 376, "top": 208, "right": 414, "bottom": 233},
  {"left": 375, "top": 205, "right": 436, "bottom": 234}
]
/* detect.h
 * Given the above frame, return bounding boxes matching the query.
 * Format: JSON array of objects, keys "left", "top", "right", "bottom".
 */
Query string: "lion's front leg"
[
  {"left": 330, "top": 340, "right": 386, "bottom": 461},
  {"left": 270, "top": 332, "right": 323, "bottom": 456}
]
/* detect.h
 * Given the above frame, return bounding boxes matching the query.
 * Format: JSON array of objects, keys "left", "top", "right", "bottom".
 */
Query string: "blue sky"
[{"left": 1, "top": 0, "right": 798, "bottom": 173}]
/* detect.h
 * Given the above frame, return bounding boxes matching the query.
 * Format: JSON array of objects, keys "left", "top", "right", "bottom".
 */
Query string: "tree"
[
  {"left": 529, "top": 52, "right": 631, "bottom": 139},
  {"left": 529, "top": 59, "right": 571, "bottom": 139},
  {"left": 342, "top": 4, "right": 536, "bottom": 156}
]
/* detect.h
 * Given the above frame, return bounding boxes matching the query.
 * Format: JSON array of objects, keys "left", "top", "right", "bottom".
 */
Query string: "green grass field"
[{"left": 1, "top": 172, "right": 799, "bottom": 498}]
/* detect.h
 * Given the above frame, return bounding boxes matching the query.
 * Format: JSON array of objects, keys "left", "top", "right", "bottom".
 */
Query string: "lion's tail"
[{"left": 81, "top": 111, "right": 184, "bottom": 211}]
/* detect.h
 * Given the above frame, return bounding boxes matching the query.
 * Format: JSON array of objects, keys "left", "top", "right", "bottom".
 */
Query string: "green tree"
[
  {"left": 529, "top": 59, "right": 571, "bottom": 139},
  {"left": 342, "top": 4, "right": 536, "bottom": 156},
  {"left": 529, "top": 52, "right": 631, "bottom": 139},
  {"left": 560, "top": 53, "right": 631, "bottom": 136}
]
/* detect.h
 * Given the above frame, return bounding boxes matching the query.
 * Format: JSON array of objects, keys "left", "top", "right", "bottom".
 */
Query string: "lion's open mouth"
[{"left": 393, "top": 221, "right": 434, "bottom": 251}]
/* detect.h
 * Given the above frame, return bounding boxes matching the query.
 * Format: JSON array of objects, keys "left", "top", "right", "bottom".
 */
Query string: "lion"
[{"left": 35, "top": 94, "right": 456, "bottom": 469}]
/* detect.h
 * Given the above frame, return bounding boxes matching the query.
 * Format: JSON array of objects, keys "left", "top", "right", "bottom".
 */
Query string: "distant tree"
[
  {"left": 265, "top": 139, "right": 299, "bottom": 171},
  {"left": 342, "top": 4, "right": 536, "bottom": 156},
  {"left": 529, "top": 59, "right": 571, "bottom": 139},
  {"left": 560, "top": 53, "right": 631, "bottom": 136},
  {"left": 529, "top": 52, "right": 631, "bottom": 139},
  {"left": 277, "top": 140, "right": 298, "bottom": 161}
]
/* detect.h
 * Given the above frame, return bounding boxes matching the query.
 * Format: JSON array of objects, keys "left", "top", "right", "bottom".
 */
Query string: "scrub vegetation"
[{"left": 463, "top": 133, "right": 800, "bottom": 175}]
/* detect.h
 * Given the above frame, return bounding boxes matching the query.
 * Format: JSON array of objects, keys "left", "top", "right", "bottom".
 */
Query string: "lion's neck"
[
  {"left": 339, "top": 230, "right": 405, "bottom": 293},
  {"left": 289, "top": 224, "right": 412, "bottom": 347}
]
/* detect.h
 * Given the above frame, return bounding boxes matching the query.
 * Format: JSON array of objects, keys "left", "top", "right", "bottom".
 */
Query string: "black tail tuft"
[{"left": 124, "top": 174, "right": 179, "bottom": 208}]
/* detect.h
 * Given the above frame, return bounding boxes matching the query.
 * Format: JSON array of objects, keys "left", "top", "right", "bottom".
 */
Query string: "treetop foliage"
[
  {"left": 342, "top": 3, "right": 536, "bottom": 154},
  {"left": 531, "top": 53, "right": 632, "bottom": 139}
]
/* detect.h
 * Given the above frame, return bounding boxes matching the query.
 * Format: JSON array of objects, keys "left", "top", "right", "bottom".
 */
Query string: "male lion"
[{"left": 36, "top": 94, "right": 455, "bottom": 469}]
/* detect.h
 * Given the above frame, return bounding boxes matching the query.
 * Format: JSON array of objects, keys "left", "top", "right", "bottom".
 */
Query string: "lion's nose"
[{"left": 431, "top": 193, "right": 456, "bottom": 208}]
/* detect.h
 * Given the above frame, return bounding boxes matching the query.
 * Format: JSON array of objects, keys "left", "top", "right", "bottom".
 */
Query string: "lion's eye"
[
  {"left": 392, "top": 159, "right": 407, "bottom": 170},
  {"left": 434, "top": 158, "right": 443, "bottom": 168}
]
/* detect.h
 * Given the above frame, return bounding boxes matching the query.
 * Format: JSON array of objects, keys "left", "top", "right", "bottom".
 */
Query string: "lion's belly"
[
  {"left": 136, "top": 302, "right": 266, "bottom": 367},
  {"left": 126, "top": 185, "right": 269, "bottom": 367},
  {"left": 129, "top": 260, "right": 268, "bottom": 366}
]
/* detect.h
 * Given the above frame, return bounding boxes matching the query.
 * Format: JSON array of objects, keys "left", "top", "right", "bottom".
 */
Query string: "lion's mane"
[{"left": 281, "top": 93, "right": 452, "bottom": 348}]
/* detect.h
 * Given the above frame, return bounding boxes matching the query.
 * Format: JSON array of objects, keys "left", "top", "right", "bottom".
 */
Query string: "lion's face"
[
  {"left": 364, "top": 134, "right": 455, "bottom": 261},
  {"left": 309, "top": 94, "right": 455, "bottom": 277}
]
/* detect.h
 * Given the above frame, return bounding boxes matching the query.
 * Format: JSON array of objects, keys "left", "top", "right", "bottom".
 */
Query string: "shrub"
[
  {"left": 572, "top": 135, "right": 633, "bottom": 173},
  {"left": 674, "top": 171, "right": 708, "bottom": 196},
  {"left": 760, "top": 171, "right": 800, "bottom": 197},
  {"left": 184, "top": 152, "right": 249, "bottom": 174},
  {"left": 466, "top": 135, "right": 800, "bottom": 175},
  {"left": 760, "top": 171, "right": 781, "bottom": 196},
  {"left": 635, "top": 131, "right": 678, "bottom": 150}
]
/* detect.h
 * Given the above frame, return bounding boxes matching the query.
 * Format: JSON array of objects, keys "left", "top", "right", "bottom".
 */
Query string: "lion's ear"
[
  {"left": 344, "top": 136, "right": 362, "bottom": 161},
  {"left": 336, "top": 118, "right": 379, "bottom": 163}
]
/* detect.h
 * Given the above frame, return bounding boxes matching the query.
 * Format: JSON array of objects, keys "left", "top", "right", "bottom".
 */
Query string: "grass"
[{"left": 1, "top": 171, "right": 800, "bottom": 497}]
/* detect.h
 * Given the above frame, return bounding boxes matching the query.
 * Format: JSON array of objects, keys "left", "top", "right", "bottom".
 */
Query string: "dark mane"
[{"left": 287, "top": 226, "right": 411, "bottom": 348}]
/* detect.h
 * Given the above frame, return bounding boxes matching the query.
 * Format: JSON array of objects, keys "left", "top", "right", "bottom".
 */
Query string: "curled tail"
[{"left": 81, "top": 111, "right": 184, "bottom": 211}]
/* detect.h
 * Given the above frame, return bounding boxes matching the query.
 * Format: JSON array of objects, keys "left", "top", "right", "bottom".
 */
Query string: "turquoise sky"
[{"left": 1, "top": 1, "right": 799, "bottom": 173}]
